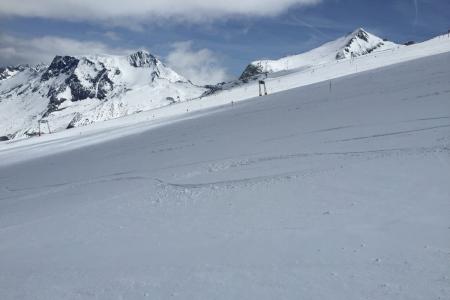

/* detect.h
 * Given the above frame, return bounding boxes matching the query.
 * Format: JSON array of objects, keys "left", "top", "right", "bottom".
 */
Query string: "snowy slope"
[
  {"left": 1, "top": 33, "right": 449, "bottom": 157},
  {"left": 205, "top": 32, "right": 450, "bottom": 106},
  {"left": 240, "top": 28, "right": 398, "bottom": 80},
  {"left": 0, "top": 51, "right": 206, "bottom": 140},
  {"left": 0, "top": 51, "right": 449, "bottom": 299}
]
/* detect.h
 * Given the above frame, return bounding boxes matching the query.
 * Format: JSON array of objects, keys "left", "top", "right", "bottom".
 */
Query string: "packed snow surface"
[{"left": 0, "top": 49, "right": 449, "bottom": 299}]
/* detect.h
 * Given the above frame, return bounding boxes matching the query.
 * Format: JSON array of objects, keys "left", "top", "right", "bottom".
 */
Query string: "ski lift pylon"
[
  {"left": 258, "top": 80, "right": 268, "bottom": 97},
  {"left": 38, "top": 119, "right": 51, "bottom": 136}
]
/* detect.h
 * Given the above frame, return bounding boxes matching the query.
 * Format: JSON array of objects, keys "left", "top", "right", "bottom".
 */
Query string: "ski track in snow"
[{"left": 331, "top": 124, "right": 450, "bottom": 142}]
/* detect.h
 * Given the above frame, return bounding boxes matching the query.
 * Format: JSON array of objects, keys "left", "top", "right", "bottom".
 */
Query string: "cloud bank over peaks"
[
  {"left": 0, "top": 34, "right": 132, "bottom": 66},
  {"left": 166, "top": 41, "right": 231, "bottom": 86},
  {"left": 0, "top": 0, "right": 322, "bottom": 24}
]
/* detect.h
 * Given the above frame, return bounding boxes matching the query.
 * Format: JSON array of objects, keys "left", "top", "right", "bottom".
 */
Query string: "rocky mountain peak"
[
  {"left": 336, "top": 28, "right": 390, "bottom": 60},
  {"left": 128, "top": 50, "right": 158, "bottom": 68},
  {"left": 351, "top": 28, "right": 370, "bottom": 42},
  {"left": 41, "top": 56, "right": 79, "bottom": 82}
]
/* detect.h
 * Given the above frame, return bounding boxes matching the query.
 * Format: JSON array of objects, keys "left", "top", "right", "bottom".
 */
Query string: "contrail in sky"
[{"left": 413, "top": 0, "right": 419, "bottom": 25}]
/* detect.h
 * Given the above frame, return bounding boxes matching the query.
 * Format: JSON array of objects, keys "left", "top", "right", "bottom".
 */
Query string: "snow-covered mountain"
[
  {"left": 240, "top": 28, "right": 399, "bottom": 80},
  {"left": 0, "top": 50, "right": 206, "bottom": 140},
  {"left": 2, "top": 28, "right": 449, "bottom": 142},
  {"left": 0, "top": 65, "right": 29, "bottom": 81}
]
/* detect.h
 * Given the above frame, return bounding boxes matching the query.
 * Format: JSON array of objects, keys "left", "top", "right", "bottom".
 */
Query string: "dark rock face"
[
  {"left": 0, "top": 136, "right": 9, "bottom": 141},
  {"left": 336, "top": 29, "right": 386, "bottom": 60},
  {"left": 41, "top": 52, "right": 164, "bottom": 116},
  {"left": 201, "top": 84, "right": 223, "bottom": 97},
  {"left": 42, "top": 56, "right": 115, "bottom": 116},
  {"left": 0, "top": 68, "right": 10, "bottom": 80},
  {"left": 239, "top": 64, "right": 264, "bottom": 81},
  {"left": 128, "top": 50, "right": 160, "bottom": 81},
  {"left": 39, "top": 51, "right": 167, "bottom": 118},
  {"left": 354, "top": 29, "right": 369, "bottom": 42},
  {"left": 335, "top": 51, "right": 347, "bottom": 60},
  {"left": 0, "top": 65, "right": 28, "bottom": 80},
  {"left": 128, "top": 51, "right": 161, "bottom": 81},
  {"left": 128, "top": 51, "right": 158, "bottom": 68},
  {"left": 41, "top": 56, "right": 79, "bottom": 82},
  {"left": 65, "top": 67, "right": 113, "bottom": 101}
]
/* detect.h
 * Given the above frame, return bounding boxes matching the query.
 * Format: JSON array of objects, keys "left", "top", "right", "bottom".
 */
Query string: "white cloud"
[
  {"left": 166, "top": 41, "right": 231, "bottom": 86},
  {"left": 0, "top": 0, "right": 321, "bottom": 24},
  {"left": 0, "top": 34, "right": 131, "bottom": 66}
]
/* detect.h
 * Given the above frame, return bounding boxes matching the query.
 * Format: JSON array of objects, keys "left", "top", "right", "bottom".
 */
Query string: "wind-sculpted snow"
[{"left": 0, "top": 51, "right": 449, "bottom": 300}]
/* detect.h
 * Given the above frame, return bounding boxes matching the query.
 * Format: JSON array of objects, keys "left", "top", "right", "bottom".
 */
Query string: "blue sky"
[{"left": 0, "top": 0, "right": 449, "bottom": 83}]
